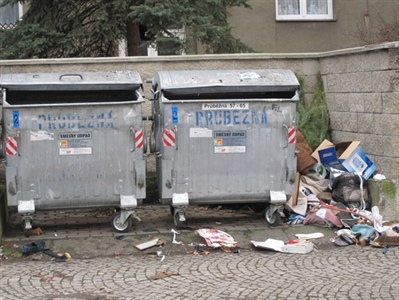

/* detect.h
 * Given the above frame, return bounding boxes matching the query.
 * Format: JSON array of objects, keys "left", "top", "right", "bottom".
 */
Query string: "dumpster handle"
[
  {"left": 130, "top": 127, "right": 135, "bottom": 152},
  {"left": 17, "top": 130, "right": 21, "bottom": 156},
  {"left": 174, "top": 125, "right": 178, "bottom": 150},
  {"left": 282, "top": 124, "right": 289, "bottom": 148},
  {"left": 59, "top": 74, "right": 83, "bottom": 81}
]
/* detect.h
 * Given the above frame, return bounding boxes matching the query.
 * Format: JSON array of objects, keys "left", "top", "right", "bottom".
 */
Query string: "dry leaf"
[{"left": 148, "top": 271, "right": 179, "bottom": 280}]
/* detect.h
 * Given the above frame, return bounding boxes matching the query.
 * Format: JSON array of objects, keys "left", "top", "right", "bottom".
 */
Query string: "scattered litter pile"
[{"left": 286, "top": 135, "right": 399, "bottom": 249}]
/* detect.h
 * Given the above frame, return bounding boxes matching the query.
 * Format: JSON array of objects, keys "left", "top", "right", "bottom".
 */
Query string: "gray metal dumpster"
[
  {"left": 0, "top": 72, "right": 146, "bottom": 236},
  {"left": 149, "top": 69, "right": 299, "bottom": 228}
]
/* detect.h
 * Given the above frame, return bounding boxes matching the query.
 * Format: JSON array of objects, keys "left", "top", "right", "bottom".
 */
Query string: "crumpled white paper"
[{"left": 171, "top": 229, "right": 183, "bottom": 245}]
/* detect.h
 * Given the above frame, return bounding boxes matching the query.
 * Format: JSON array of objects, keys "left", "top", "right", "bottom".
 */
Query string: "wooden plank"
[
  {"left": 134, "top": 238, "right": 163, "bottom": 251},
  {"left": 291, "top": 172, "right": 301, "bottom": 206}
]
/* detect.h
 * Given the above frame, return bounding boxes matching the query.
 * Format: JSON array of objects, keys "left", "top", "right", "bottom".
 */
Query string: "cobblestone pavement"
[
  {"left": 1, "top": 204, "right": 399, "bottom": 299},
  {"left": 1, "top": 245, "right": 398, "bottom": 300}
]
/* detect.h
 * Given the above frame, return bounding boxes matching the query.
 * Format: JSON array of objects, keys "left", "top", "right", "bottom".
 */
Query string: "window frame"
[{"left": 275, "top": 0, "right": 334, "bottom": 21}]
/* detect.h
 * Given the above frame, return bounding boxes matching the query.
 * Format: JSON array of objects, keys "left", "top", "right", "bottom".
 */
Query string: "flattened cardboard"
[{"left": 134, "top": 238, "right": 164, "bottom": 250}]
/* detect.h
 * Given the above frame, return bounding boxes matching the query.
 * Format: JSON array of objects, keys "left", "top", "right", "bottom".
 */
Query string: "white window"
[
  {"left": 276, "top": 0, "right": 333, "bottom": 21},
  {"left": 0, "top": 0, "right": 23, "bottom": 29}
]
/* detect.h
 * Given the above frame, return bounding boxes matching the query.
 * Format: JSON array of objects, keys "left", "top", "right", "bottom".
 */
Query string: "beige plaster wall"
[{"left": 228, "top": 0, "right": 399, "bottom": 53}]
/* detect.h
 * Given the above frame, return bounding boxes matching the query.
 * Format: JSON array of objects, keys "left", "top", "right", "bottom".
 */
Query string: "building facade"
[{"left": 227, "top": 0, "right": 399, "bottom": 53}]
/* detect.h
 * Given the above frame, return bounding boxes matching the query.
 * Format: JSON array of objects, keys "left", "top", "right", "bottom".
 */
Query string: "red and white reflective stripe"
[
  {"left": 6, "top": 136, "right": 18, "bottom": 155},
  {"left": 288, "top": 126, "right": 296, "bottom": 144},
  {"left": 162, "top": 128, "right": 176, "bottom": 147},
  {"left": 134, "top": 129, "right": 144, "bottom": 149}
]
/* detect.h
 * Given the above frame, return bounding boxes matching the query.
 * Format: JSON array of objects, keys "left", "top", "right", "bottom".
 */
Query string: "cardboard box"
[{"left": 311, "top": 140, "right": 376, "bottom": 179}]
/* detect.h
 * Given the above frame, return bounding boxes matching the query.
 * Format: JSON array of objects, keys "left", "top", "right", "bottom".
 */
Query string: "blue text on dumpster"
[
  {"left": 37, "top": 111, "right": 114, "bottom": 131},
  {"left": 195, "top": 107, "right": 268, "bottom": 127},
  {"left": 172, "top": 107, "right": 178, "bottom": 124},
  {"left": 12, "top": 110, "right": 20, "bottom": 128}
]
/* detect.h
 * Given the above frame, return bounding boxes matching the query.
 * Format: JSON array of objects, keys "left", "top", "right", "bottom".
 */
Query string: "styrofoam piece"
[{"left": 283, "top": 241, "right": 314, "bottom": 254}]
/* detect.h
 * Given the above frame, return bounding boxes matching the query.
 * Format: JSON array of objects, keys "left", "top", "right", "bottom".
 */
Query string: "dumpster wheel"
[
  {"left": 173, "top": 209, "right": 186, "bottom": 230},
  {"left": 111, "top": 211, "right": 132, "bottom": 233},
  {"left": 265, "top": 206, "right": 281, "bottom": 227},
  {"left": 23, "top": 227, "right": 32, "bottom": 238},
  {"left": 22, "top": 218, "right": 33, "bottom": 237},
  {"left": 174, "top": 212, "right": 182, "bottom": 229}
]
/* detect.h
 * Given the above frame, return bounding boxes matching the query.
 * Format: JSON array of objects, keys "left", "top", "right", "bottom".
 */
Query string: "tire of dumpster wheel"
[
  {"left": 23, "top": 228, "right": 32, "bottom": 237},
  {"left": 111, "top": 211, "right": 132, "bottom": 233},
  {"left": 22, "top": 220, "right": 32, "bottom": 237},
  {"left": 265, "top": 208, "right": 281, "bottom": 227}
]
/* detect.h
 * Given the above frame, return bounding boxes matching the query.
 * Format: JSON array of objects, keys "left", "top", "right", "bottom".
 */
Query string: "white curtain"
[
  {"left": 278, "top": 0, "right": 300, "bottom": 15},
  {"left": 278, "top": 0, "right": 329, "bottom": 15},
  {"left": 307, "top": 0, "right": 328, "bottom": 15}
]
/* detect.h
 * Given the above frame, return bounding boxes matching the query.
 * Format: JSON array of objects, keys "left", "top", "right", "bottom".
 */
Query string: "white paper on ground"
[
  {"left": 295, "top": 232, "right": 325, "bottom": 240},
  {"left": 251, "top": 239, "right": 285, "bottom": 252},
  {"left": 171, "top": 229, "right": 184, "bottom": 245},
  {"left": 315, "top": 208, "right": 327, "bottom": 219},
  {"left": 251, "top": 238, "right": 314, "bottom": 254},
  {"left": 283, "top": 241, "right": 314, "bottom": 254}
]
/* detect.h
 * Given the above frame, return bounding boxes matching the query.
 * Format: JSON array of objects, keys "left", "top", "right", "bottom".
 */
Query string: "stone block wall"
[{"left": 320, "top": 44, "right": 399, "bottom": 180}]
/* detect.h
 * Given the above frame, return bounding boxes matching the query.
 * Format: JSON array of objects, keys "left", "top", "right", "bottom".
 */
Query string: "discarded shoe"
[{"left": 22, "top": 241, "right": 46, "bottom": 256}]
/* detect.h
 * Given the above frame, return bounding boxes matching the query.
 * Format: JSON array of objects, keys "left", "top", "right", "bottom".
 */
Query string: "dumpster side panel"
[
  {"left": 157, "top": 99, "right": 297, "bottom": 204},
  {"left": 3, "top": 103, "right": 145, "bottom": 210}
]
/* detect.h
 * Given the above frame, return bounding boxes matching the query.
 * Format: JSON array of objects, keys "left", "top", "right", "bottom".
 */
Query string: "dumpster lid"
[
  {"left": 155, "top": 70, "right": 299, "bottom": 100},
  {"left": 0, "top": 71, "right": 142, "bottom": 91},
  {"left": 155, "top": 69, "right": 299, "bottom": 91}
]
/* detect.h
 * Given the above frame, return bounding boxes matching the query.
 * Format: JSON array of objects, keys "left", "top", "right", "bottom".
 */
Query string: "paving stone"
[{"left": 1, "top": 205, "right": 399, "bottom": 299}]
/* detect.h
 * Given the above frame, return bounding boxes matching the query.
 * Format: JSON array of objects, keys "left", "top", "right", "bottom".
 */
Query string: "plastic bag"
[{"left": 331, "top": 172, "right": 369, "bottom": 207}]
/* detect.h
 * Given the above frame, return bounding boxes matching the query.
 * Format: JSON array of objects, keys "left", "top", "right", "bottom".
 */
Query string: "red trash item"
[
  {"left": 196, "top": 229, "right": 238, "bottom": 248},
  {"left": 287, "top": 239, "right": 300, "bottom": 244}
]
